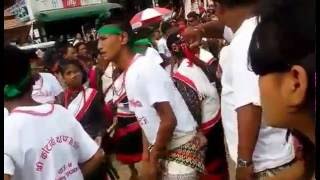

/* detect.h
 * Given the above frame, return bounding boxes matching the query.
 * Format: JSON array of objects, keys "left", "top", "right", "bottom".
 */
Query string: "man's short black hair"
[
  {"left": 23, "top": 48, "right": 39, "bottom": 60},
  {"left": 160, "top": 21, "right": 171, "bottom": 35},
  {"left": 96, "top": 8, "right": 134, "bottom": 42},
  {"left": 58, "top": 59, "right": 88, "bottom": 84},
  {"left": 166, "top": 32, "right": 181, "bottom": 51},
  {"left": 4, "top": 45, "right": 33, "bottom": 98},
  {"left": 187, "top": 11, "right": 200, "bottom": 19},
  {"left": 54, "top": 41, "right": 73, "bottom": 56}
]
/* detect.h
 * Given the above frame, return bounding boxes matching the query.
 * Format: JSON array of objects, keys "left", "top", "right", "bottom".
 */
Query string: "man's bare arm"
[
  {"left": 197, "top": 21, "right": 225, "bottom": 39},
  {"left": 79, "top": 148, "right": 105, "bottom": 177},
  {"left": 151, "top": 102, "right": 177, "bottom": 163},
  {"left": 4, "top": 175, "right": 11, "bottom": 180},
  {"left": 142, "top": 131, "right": 150, "bottom": 161},
  {"left": 236, "top": 104, "right": 261, "bottom": 162}
]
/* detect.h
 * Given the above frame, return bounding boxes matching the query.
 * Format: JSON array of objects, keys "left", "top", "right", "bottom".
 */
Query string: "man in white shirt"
[
  {"left": 157, "top": 21, "right": 172, "bottom": 61},
  {"left": 144, "top": 47, "right": 163, "bottom": 65},
  {"left": 97, "top": 13, "right": 203, "bottom": 179},
  {"left": 184, "top": 0, "right": 296, "bottom": 179},
  {"left": 215, "top": 1, "right": 295, "bottom": 179},
  {"left": 25, "top": 49, "right": 64, "bottom": 104},
  {"left": 32, "top": 72, "right": 64, "bottom": 104}
]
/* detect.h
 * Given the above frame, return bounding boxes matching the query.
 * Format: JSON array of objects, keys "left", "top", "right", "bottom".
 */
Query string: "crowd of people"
[{"left": 4, "top": 0, "right": 315, "bottom": 180}]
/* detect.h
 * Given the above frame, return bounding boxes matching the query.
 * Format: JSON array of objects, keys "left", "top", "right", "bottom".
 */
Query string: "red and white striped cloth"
[{"left": 130, "top": 7, "right": 172, "bottom": 29}]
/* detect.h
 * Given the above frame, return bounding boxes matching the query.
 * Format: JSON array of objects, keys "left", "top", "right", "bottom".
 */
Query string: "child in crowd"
[
  {"left": 59, "top": 60, "right": 114, "bottom": 180},
  {"left": 4, "top": 45, "right": 104, "bottom": 180},
  {"left": 59, "top": 60, "right": 105, "bottom": 143}
]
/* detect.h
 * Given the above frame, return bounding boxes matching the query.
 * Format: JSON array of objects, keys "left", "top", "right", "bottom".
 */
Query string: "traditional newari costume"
[
  {"left": 64, "top": 86, "right": 105, "bottom": 138},
  {"left": 63, "top": 86, "right": 111, "bottom": 180},
  {"left": 104, "top": 68, "right": 143, "bottom": 165},
  {"left": 96, "top": 27, "right": 143, "bottom": 167},
  {"left": 172, "top": 57, "right": 229, "bottom": 180}
]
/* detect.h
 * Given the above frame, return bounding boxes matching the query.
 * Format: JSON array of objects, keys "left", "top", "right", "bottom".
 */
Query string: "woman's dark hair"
[
  {"left": 248, "top": 0, "right": 315, "bottom": 116},
  {"left": 166, "top": 32, "right": 181, "bottom": 51},
  {"left": 4, "top": 45, "right": 33, "bottom": 97},
  {"left": 78, "top": 54, "right": 94, "bottom": 64},
  {"left": 73, "top": 42, "right": 86, "bottom": 52},
  {"left": 58, "top": 60, "right": 88, "bottom": 84},
  {"left": 43, "top": 48, "right": 61, "bottom": 73},
  {"left": 24, "top": 48, "right": 39, "bottom": 60},
  {"left": 55, "top": 41, "right": 73, "bottom": 56}
]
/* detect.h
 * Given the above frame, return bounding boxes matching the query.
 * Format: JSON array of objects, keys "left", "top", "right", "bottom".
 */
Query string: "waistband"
[{"left": 168, "top": 131, "right": 197, "bottom": 150}]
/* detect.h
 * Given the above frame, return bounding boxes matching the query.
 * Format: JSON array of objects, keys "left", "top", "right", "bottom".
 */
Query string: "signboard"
[
  {"left": 32, "top": 0, "right": 102, "bottom": 12},
  {"left": 62, "top": 0, "right": 81, "bottom": 8},
  {"left": 81, "top": 0, "right": 101, "bottom": 6},
  {"left": 9, "top": 0, "right": 30, "bottom": 22},
  {"left": 33, "top": 0, "right": 63, "bottom": 11}
]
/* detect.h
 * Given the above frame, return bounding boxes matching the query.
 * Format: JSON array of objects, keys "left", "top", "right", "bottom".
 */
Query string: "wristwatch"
[
  {"left": 148, "top": 144, "right": 154, "bottom": 153},
  {"left": 237, "top": 158, "right": 253, "bottom": 168}
]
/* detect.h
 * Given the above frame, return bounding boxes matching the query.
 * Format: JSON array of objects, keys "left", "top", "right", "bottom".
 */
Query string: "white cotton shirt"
[
  {"left": 157, "top": 37, "right": 172, "bottom": 58},
  {"left": 4, "top": 104, "right": 99, "bottom": 180},
  {"left": 223, "top": 26, "right": 234, "bottom": 43},
  {"left": 145, "top": 47, "right": 164, "bottom": 64},
  {"left": 219, "top": 17, "right": 295, "bottom": 173},
  {"left": 4, "top": 107, "right": 9, "bottom": 119},
  {"left": 125, "top": 55, "right": 197, "bottom": 145},
  {"left": 32, "top": 73, "right": 64, "bottom": 104},
  {"left": 199, "top": 48, "right": 216, "bottom": 65}
]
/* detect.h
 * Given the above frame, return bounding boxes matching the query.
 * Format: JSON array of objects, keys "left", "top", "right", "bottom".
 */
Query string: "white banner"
[
  {"left": 32, "top": 0, "right": 63, "bottom": 12},
  {"left": 80, "top": 0, "right": 101, "bottom": 6}
]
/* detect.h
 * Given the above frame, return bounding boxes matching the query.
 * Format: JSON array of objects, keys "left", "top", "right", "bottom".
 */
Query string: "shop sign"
[
  {"left": 33, "top": 0, "right": 63, "bottom": 11},
  {"left": 62, "top": 0, "right": 81, "bottom": 8},
  {"left": 80, "top": 0, "right": 101, "bottom": 6}
]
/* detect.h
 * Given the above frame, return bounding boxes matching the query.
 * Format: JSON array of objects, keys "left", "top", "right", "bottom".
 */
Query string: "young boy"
[{"left": 97, "top": 11, "right": 204, "bottom": 180}]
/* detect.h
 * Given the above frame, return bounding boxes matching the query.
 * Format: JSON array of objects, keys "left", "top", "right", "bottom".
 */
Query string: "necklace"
[
  {"left": 112, "top": 72, "right": 126, "bottom": 97},
  {"left": 112, "top": 54, "right": 140, "bottom": 98},
  {"left": 103, "top": 63, "right": 115, "bottom": 79}
]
